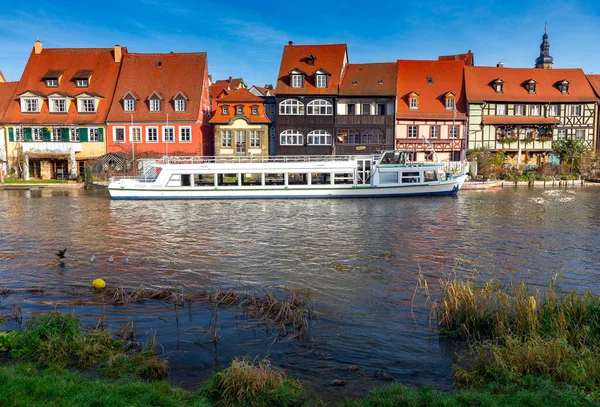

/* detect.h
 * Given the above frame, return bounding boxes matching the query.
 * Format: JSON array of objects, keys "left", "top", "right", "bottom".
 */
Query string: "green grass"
[{"left": 2, "top": 179, "right": 77, "bottom": 184}]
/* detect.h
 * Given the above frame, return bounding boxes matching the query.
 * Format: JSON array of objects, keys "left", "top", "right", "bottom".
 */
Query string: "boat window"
[
  {"left": 311, "top": 173, "right": 331, "bottom": 185},
  {"left": 218, "top": 173, "right": 239, "bottom": 186},
  {"left": 380, "top": 151, "right": 408, "bottom": 165},
  {"left": 334, "top": 173, "right": 354, "bottom": 185},
  {"left": 401, "top": 172, "right": 420, "bottom": 183},
  {"left": 288, "top": 173, "right": 307, "bottom": 185},
  {"left": 181, "top": 174, "right": 191, "bottom": 187},
  {"left": 194, "top": 174, "right": 214, "bottom": 187},
  {"left": 166, "top": 174, "right": 181, "bottom": 187},
  {"left": 423, "top": 170, "right": 437, "bottom": 182},
  {"left": 242, "top": 173, "right": 262, "bottom": 186},
  {"left": 265, "top": 173, "right": 284, "bottom": 185},
  {"left": 379, "top": 172, "right": 398, "bottom": 184}
]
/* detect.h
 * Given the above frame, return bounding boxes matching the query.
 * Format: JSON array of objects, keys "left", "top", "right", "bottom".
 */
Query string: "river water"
[{"left": 1, "top": 186, "right": 600, "bottom": 400}]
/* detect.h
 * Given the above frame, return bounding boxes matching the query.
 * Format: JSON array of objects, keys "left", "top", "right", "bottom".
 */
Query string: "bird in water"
[
  {"left": 90, "top": 255, "right": 95, "bottom": 263},
  {"left": 55, "top": 248, "right": 67, "bottom": 259},
  {"left": 108, "top": 255, "right": 114, "bottom": 263}
]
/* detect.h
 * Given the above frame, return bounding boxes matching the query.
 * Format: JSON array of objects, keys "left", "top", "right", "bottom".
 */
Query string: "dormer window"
[
  {"left": 46, "top": 79, "right": 58, "bottom": 88},
  {"left": 560, "top": 80, "right": 570, "bottom": 94},
  {"left": 291, "top": 74, "right": 303, "bottom": 88},
  {"left": 316, "top": 74, "right": 327, "bottom": 88},
  {"left": 50, "top": 98, "right": 67, "bottom": 113},
  {"left": 174, "top": 99, "right": 186, "bottom": 112},
  {"left": 251, "top": 106, "right": 258, "bottom": 115},
  {"left": 305, "top": 54, "right": 316, "bottom": 66},
  {"left": 23, "top": 98, "right": 40, "bottom": 112},
  {"left": 445, "top": 92, "right": 456, "bottom": 110},
  {"left": 236, "top": 105, "right": 244, "bottom": 115},
  {"left": 42, "top": 70, "right": 63, "bottom": 88},
  {"left": 72, "top": 70, "right": 92, "bottom": 88},
  {"left": 149, "top": 99, "right": 161, "bottom": 111},
  {"left": 409, "top": 92, "right": 419, "bottom": 110},
  {"left": 222, "top": 105, "right": 229, "bottom": 115},
  {"left": 494, "top": 78, "right": 504, "bottom": 94},
  {"left": 124, "top": 99, "right": 136, "bottom": 111},
  {"left": 79, "top": 98, "right": 96, "bottom": 113},
  {"left": 526, "top": 79, "right": 537, "bottom": 94},
  {"left": 76, "top": 79, "right": 89, "bottom": 88}
]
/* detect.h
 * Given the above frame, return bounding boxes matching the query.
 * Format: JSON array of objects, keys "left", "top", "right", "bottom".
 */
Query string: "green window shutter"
[
  {"left": 24, "top": 127, "right": 33, "bottom": 142},
  {"left": 41, "top": 128, "right": 51, "bottom": 141},
  {"left": 79, "top": 128, "right": 88, "bottom": 142},
  {"left": 61, "top": 128, "right": 69, "bottom": 142},
  {"left": 8, "top": 128, "right": 14, "bottom": 142},
  {"left": 98, "top": 128, "right": 104, "bottom": 142}
]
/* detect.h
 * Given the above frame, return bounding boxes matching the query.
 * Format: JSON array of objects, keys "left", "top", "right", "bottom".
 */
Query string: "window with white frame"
[
  {"left": 89, "top": 128, "right": 100, "bottom": 142},
  {"left": 163, "top": 126, "right": 174, "bottom": 142},
  {"left": 236, "top": 105, "right": 244, "bottom": 115},
  {"left": 70, "top": 128, "right": 80, "bottom": 141},
  {"left": 76, "top": 79, "right": 89, "bottom": 87},
  {"left": 149, "top": 99, "right": 161, "bottom": 112},
  {"left": 530, "top": 105, "right": 541, "bottom": 116},
  {"left": 80, "top": 99, "right": 96, "bottom": 113},
  {"left": 571, "top": 105, "right": 582, "bottom": 116},
  {"left": 221, "top": 130, "right": 232, "bottom": 147},
  {"left": 46, "top": 79, "right": 58, "bottom": 87},
  {"left": 51, "top": 99, "right": 67, "bottom": 113},
  {"left": 174, "top": 99, "right": 186, "bottom": 112},
  {"left": 315, "top": 74, "right": 327, "bottom": 88},
  {"left": 250, "top": 130, "right": 261, "bottom": 147},
  {"left": 307, "top": 99, "right": 333, "bottom": 115},
  {"left": 124, "top": 99, "right": 136, "bottom": 112},
  {"left": 449, "top": 125, "right": 459, "bottom": 139},
  {"left": 291, "top": 74, "right": 303, "bottom": 88},
  {"left": 235, "top": 130, "right": 246, "bottom": 153},
  {"left": 279, "top": 129, "right": 304, "bottom": 145},
  {"left": 557, "top": 129, "right": 567, "bottom": 140},
  {"left": 496, "top": 104, "right": 507, "bottom": 115},
  {"left": 51, "top": 128, "right": 61, "bottom": 141},
  {"left": 514, "top": 104, "right": 525, "bottom": 116},
  {"left": 222, "top": 105, "right": 229, "bottom": 115},
  {"left": 114, "top": 127, "right": 125, "bottom": 143},
  {"left": 430, "top": 126, "right": 440, "bottom": 138},
  {"left": 279, "top": 99, "right": 304, "bottom": 115},
  {"left": 307, "top": 130, "right": 332, "bottom": 145},
  {"left": 32, "top": 128, "right": 41, "bottom": 141},
  {"left": 408, "top": 125, "right": 418, "bottom": 138},
  {"left": 179, "top": 127, "right": 191, "bottom": 142},
  {"left": 14, "top": 128, "right": 23, "bottom": 141},
  {"left": 409, "top": 97, "right": 418, "bottom": 110},
  {"left": 548, "top": 105, "right": 559, "bottom": 116},
  {"left": 130, "top": 127, "right": 142, "bottom": 143},
  {"left": 445, "top": 97, "right": 455, "bottom": 110},
  {"left": 22, "top": 98, "right": 40, "bottom": 112},
  {"left": 575, "top": 129, "right": 585, "bottom": 140},
  {"left": 251, "top": 106, "right": 258, "bottom": 115},
  {"left": 147, "top": 127, "right": 158, "bottom": 142}
]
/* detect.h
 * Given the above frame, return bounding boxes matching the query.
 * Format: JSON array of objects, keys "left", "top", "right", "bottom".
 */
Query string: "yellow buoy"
[{"left": 92, "top": 278, "right": 106, "bottom": 289}]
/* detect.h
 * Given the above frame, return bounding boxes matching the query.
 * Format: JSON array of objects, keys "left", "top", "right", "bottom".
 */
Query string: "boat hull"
[{"left": 108, "top": 177, "right": 466, "bottom": 200}]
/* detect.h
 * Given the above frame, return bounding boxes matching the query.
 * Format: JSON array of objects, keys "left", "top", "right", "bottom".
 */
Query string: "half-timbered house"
[
  {"left": 465, "top": 66, "right": 598, "bottom": 166},
  {"left": 0, "top": 80, "right": 18, "bottom": 176},
  {"left": 586, "top": 74, "right": 600, "bottom": 151}
]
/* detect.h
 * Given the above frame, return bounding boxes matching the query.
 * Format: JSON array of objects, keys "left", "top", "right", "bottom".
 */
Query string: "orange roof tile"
[
  {"left": 586, "top": 74, "right": 600, "bottom": 98},
  {"left": 464, "top": 66, "right": 598, "bottom": 103},
  {"left": 3, "top": 47, "right": 124, "bottom": 125},
  {"left": 209, "top": 88, "right": 271, "bottom": 124},
  {"left": 482, "top": 116, "right": 560, "bottom": 125},
  {"left": 0, "top": 81, "right": 18, "bottom": 121},
  {"left": 396, "top": 59, "right": 467, "bottom": 119},
  {"left": 107, "top": 52, "right": 208, "bottom": 122},
  {"left": 438, "top": 51, "right": 474, "bottom": 66},
  {"left": 339, "top": 63, "right": 397, "bottom": 96},
  {"left": 275, "top": 44, "right": 347, "bottom": 95}
]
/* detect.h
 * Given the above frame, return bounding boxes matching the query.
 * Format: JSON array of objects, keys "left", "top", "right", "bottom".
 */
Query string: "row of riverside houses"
[{"left": 1, "top": 31, "right": 600, "bottom": 180}]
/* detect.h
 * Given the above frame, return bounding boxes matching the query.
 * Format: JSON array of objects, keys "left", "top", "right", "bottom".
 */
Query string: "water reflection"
[{"left": 1, "top": 186, "right": 600, "bottom": 399}]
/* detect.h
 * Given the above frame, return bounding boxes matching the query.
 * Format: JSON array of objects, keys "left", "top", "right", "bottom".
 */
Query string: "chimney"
[
  {"left": 114, "top": 45, "right": 122, "bottom": 63},
  {"left": 497, "top": 62, "right": 504, "bottom": 68},
  {"left": 34, "top": 39, "right": 43, "bottom": 55},
  {"left": 228, "top": 76, "right": 232, "bottom": 83},
  {"left": 288, "top": 41, "right": 293, "bottom": 45}
]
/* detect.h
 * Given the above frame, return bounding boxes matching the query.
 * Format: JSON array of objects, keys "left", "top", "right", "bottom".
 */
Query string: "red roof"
[
  {"left": 3, "top": 47, "right": 124, "bottom": 124},
  {"left": 464, "top": 66, "right": 598, "bottom": 103},
  {"left": 209, "top": 89, "right": 271, "bottom": 124},
  {"left": 396, "top": 59, "right": 467, "bottom": 119},
  {"left": 586, "top": 74, "right": 600, "bottom": 98},
  {"left": 438, "top": 51, "right": 474, "bottom": 66},
  {"left": 482, "top": 116, "right": 560, "bottom": 125},
  {"left": 275, "top": 44, "right": 347, "bottom": 95},
  {"left": 107, "top": 52, "right": 208, "bottom": 122},
  {"left": 0, "top": 82, "right": 18, "bottom": 121},
  {"left": 250, "top": 86, "right": 276, "bottom": 96},
  {"left": 339, "top": 63, "right": 397, "bottom": 96},
  {"left": 210, "top": 77, "right": 245, "bottom": 99}
]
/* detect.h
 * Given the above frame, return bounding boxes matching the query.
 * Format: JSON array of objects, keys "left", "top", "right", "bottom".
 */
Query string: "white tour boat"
[{"left": 107, "top": 151, "right": 467, "bottom": 200}]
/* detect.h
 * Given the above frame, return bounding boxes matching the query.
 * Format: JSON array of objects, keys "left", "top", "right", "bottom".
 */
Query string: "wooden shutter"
[
  {"left": 79, "top": 128, "right": 89, "bottom": 142},
  {"left": 41, "top": 128, "right": 51, "bottom": 141},
  {"left": 61, "top": 128, "right": 70, "bottom": 142},
  {"left": 98, "top": 128, "right": 104, "bottom": 142},
  {"left": 8, "top": 128, "right": 14, "bottom": 142},
  {"left": 24, "top": 127, "right": 33, "bottom": 141}
]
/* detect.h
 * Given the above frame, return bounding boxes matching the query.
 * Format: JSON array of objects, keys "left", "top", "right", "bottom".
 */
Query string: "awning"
[{"left": 482, "top": 116, "right": 560, "bottom": 125}]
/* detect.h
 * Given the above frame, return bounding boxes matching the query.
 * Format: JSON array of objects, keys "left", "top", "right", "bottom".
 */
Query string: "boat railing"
[
  {"left": 109, "top": 176, "right": 157, "bottom": 182},
  {"left": 155, "top": 155, "right": 361, "bottom": 165}
]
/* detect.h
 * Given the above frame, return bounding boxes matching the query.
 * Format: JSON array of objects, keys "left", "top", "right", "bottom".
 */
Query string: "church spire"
[{"left": 535, "top": 27, "right": 553, "bottom": 69}]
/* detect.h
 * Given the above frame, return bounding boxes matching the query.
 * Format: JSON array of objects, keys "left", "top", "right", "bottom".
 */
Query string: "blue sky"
[{"left": 1, "top": 0, "right": 599, "bottom": 86}]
